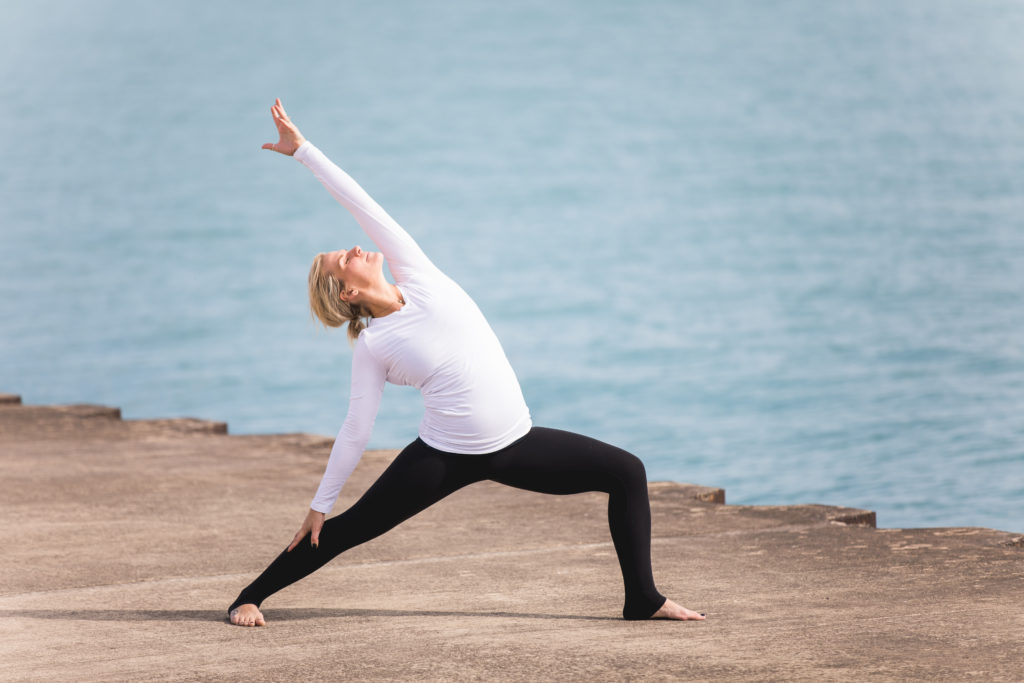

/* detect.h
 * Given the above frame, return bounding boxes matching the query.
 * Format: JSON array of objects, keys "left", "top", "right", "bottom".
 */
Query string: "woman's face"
[{"left": 323, "top": 246, "right": 384, "bottom": 294}]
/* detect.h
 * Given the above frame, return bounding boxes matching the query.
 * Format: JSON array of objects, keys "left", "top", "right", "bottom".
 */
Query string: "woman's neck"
[{"left": 360, "top": 282, "right": 405, "bottom": 319}]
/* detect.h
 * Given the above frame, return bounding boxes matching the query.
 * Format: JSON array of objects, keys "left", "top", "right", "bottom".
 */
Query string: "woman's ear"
[{"left": 339, "top": 287, "right": 358, "bottom": 302}]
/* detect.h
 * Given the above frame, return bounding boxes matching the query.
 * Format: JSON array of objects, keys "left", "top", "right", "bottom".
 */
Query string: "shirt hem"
[{"left": 418, "top": 417, "right": 533, "bottom": 456}]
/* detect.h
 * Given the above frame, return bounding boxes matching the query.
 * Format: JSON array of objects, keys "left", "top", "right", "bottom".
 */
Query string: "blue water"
[{"left": 2, "top": 0, "right": 1023, "bottom": 532}]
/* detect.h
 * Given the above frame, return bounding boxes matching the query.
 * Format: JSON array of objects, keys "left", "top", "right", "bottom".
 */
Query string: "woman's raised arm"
[{"left": 262, "top": 98, "right": 436, "bottom": 282}]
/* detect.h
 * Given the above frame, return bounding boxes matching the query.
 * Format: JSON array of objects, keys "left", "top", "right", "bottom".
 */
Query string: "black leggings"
[{"left": 228, "top": 427, "right": 666, "bottom": 620}]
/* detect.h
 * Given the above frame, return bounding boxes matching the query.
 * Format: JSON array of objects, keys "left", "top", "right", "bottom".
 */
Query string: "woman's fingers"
[
  {"left": 286, "top": 526, "right": 307, "bottom": 552},
  {"left": 310, "top": 518, "right": 323, "bottom": 549},
  {"left": 263, "top": 98, "right": 305, "bottom": 155},
  {"left": 284, "top": 507, "right": 324, "bottom": 551},
  {"left": 272, "top": 99, "right": 289, "bottom": 122},
  {"left": 270, "top": 102, "right": 287, "bottom": 131}
]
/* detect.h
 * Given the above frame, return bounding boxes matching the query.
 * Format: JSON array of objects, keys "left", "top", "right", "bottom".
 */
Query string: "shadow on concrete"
[{"left": 0, "top": 608, "right": 618, "bottom": 623}]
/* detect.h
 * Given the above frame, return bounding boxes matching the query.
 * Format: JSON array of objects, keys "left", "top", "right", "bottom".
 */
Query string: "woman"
[{"left": 227, "top": 99, "right": 705, "bottom": 626}]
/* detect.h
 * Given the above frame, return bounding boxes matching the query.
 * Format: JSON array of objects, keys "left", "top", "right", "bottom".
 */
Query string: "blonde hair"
[{"left": 308, "top": 253, "right": 369, "bottom": 344}]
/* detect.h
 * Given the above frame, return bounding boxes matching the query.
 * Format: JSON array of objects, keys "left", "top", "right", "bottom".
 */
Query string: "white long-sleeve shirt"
[{"left": 294, "top": 141, "right": 532, "bottom": 514}]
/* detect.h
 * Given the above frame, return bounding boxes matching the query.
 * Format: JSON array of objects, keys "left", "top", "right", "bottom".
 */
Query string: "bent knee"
[
  {"left": 611, "top": 451, "right": 648, "bottom": 489},
  {"left": 625, "top": 453, "right": 648, "bottom": 480}
]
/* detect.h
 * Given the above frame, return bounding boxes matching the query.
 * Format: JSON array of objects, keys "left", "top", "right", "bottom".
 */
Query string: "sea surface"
[{"left": 2, "top": 0, "right": 1023, "bottom": 532}]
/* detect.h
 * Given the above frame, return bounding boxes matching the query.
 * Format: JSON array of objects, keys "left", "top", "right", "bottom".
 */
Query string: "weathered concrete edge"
[
  {"left": 648, "top": 480, "right": 726, "bottom": 504},
  {"left": 0, "top": 393, "right": 964, "bottom": 534},
  {"left": 0, "top": 394, "right": 227, "bottom": 434}
]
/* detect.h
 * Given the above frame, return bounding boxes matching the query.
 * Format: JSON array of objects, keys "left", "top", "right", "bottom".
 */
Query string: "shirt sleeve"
[
  {"left": 294, "top": 140, "right": 438, "bottom": 284},
  {"left": 310, "top": 337, "right": 387, "bottom": 514}
]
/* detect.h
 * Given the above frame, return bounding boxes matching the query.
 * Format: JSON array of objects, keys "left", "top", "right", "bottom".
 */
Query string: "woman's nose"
[{"left": 353, "top": 245, "right": 362, "bottom": 256}]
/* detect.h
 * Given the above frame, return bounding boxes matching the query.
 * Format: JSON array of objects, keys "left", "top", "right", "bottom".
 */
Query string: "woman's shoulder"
[
  {"left": 398, "top": 267, "right": 463, "bottom": 300},
  {"left": 352, "top": 329, "right": 387, "bottom": 369}
]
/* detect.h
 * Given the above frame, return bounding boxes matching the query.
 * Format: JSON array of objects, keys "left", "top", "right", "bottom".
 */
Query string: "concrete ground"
[{"left": 0, "top": 393, "right": 1022, "bottom": 681}]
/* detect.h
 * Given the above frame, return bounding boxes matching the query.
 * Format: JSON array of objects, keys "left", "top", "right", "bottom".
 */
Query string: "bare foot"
[
  {"left": 652, "top": 598, "right": 706, "bottom": 620},
  {"left": 228, "top": 604, "right": 266, "bottom": 627}
]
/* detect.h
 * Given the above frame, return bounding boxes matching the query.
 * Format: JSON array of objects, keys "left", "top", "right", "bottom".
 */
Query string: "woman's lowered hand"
[{"left": 286, "top": 507, "right": 326, "bottom": 552}]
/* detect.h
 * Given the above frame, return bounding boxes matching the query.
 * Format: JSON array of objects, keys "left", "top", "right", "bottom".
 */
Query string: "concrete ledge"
[
  {"left": 55, "top": 403, "right": 123, "bottom": 419},
  {"left": 0, "top": 399, "right": 228, "bottom": 435},
  {"left": 128, "top": 417, "right": 230, "bottom": 434},
  {"left": 1, "top": 394, "right": 1020, "bottom": 681},
  {"left": 648, "top": 480, "right": 726, "bottom": 504},
  {"left": 828, "top": 507, "right": 877, "bottom": 527},
  {"left": 0, "top": 401, "right": 121, "bottom": 420}
]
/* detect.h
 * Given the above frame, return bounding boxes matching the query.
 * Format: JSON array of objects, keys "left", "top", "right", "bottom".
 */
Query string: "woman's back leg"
[{"left": 228, "top": 439, "right": 481, "bottom": 613}]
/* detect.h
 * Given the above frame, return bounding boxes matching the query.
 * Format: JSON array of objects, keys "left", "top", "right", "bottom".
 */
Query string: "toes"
[
  {"left": 656, "top": 599, "right": 707, "bottom": 621},
  {"left": 228, "top": 605, "right": 266, "bottom": 627}
]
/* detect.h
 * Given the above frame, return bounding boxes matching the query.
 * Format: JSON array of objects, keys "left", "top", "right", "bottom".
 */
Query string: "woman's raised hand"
[
  {"left": 262, "top": 98, "right": 307, "bottom": 156},
  {"left": 286, "top": 507, "right": 326, "bottom": 552}
]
